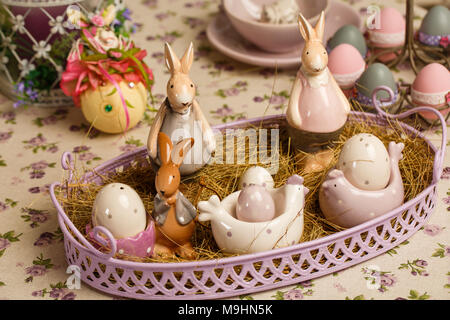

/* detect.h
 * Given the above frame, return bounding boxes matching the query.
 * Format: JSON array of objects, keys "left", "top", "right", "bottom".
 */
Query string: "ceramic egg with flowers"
[
  {"left": 198, "top": 166, "right": 308, "bottom": 254},
  {"left": 319, "top": 134, "right": 405, "bottom": 228},
  {"left": 61, "top": 4, "right": 154, "bottom": 134}
]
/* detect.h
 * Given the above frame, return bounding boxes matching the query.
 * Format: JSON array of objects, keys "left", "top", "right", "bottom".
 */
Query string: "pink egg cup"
[{"left": 86, "top": 219, "right": 155, "bottom": 258}]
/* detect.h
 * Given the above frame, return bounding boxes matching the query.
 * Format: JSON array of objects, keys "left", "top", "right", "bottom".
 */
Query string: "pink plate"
[{"left": 206, "top": 1, "right": 362, "bottom": 68}]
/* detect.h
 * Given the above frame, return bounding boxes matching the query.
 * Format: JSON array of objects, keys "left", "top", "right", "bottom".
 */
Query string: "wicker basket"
[{"left": 49, "top": 87, "right": 447, "bottom": 300}]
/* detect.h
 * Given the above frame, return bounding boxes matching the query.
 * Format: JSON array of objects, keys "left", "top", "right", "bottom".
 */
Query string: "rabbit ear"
[
  {"left": 164, "top": 42, "right": 181, "bottom": 74},
  {"left": 314, "top": 11, "right": 326, "bottom": 41},
  {"left": 298, "top": 13, "right": 315, "bottom": 41},
  {"left": 158, "top": 132, "right": 173, "bottom": 165},
  {"left": 180, "top": 42, "right": 194, "bottom": 74},
  {"left": 171, "top": 138, "right": 194, "bottom": 167}
]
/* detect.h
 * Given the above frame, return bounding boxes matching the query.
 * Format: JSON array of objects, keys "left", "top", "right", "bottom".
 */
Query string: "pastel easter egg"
[
  {"left": 239, "top": 166, "right": 274, "bottom": 189},
  {"left": 412, "top": 63, "right": 450, "bottom": 119},
  {"left": 419, "top": 6, "right": 450, "bottom": 36},
  {"left": 356, "top": 63, "right": 397, "bottom": 102},
  {"left": 236, "top": 185, "right": 275, "bottom": 223},
  {"left": 327, "top": 24, "right": 367, "bottom": 58},
  {"left": 328, "top": 44, "right": 366, "bottom": 89},
  {"left": 368, "top": 7, "right": 405, "bottom": 62},
  {"left": 81, "top": 81, "right": 147, "bottom": 134},
  {"left": 92, "top": 183, "right": 147, "bottom": 239},
  {"left": 368, "top": 7, "right": 405, "bottom": 46},
  {"left": 337, "top": 133, "right": 391, "bottom": 191}
]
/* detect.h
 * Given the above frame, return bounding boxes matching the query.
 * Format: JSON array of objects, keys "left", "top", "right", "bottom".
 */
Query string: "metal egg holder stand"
[{"left": 353, "top": 0, "right": 449, "bottom": 127}]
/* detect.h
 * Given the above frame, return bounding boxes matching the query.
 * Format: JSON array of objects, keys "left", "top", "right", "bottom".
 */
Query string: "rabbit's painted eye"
[
  {"left": 190, "top": 84, "right": 194, "bottom": 88},
  {"left": 306, "top": 51, "right": 309, "bottom": 55},
  {"left": 170, "top": 84, "right": 174, "bottom": 88},
  {"left": 323, "top": 52, "right": 326, "bottom": 54},
  {"left": 104, "top": 104, "right": 113, "bottom": 113}
]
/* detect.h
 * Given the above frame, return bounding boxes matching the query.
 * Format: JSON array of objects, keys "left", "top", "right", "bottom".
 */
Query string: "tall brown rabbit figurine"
[
  {"left": 152, "top": 132, "right": 197, "bottom": 259},
  {"left": 147, "top": 42, "right": 216, "bottom": 176},
  {"left": 286, "top": 12, "right": 351, "bottom": 173}
]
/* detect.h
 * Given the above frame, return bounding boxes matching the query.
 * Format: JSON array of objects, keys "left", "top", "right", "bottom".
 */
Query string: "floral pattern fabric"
[{"left": 0, "top": 0, "right": 448, "bottom": 300}]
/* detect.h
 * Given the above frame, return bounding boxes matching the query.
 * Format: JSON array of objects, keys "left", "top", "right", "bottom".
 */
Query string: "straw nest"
[{"left": 56, "top": 114, "right": 434, "bottom": 264}]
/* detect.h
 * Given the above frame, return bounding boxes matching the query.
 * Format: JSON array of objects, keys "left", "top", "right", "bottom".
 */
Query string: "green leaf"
[
  {"left": 271, "top": 291, "right": 285, "bottom": 300},
  {"left": 107, "top": 88, "right": 117, "bottom": 96},
  {"left": 0, "top": 249, "right": 5, "bottom": 258},
  {"left": 215, "top": 89, "right": 226, "bottom": 98},
  {"left": 0, "top": 281, "right": 5, "bottom": 286},
  {"left": 419, "top": 293, "right": 430, "bottom": 300},
  {"left": 408, "top": 290, "right": 419, "bottom": 299},
  {"left": 125, "top": 100, "right": 135, "bottom": 109}
]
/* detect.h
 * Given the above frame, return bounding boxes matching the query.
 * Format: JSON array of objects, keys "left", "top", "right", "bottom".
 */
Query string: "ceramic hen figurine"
[
  {"left": 286, "top": 12, "right": 351, "bottom": 172},
  {"left": 147, "top": 42, "right": 216, "bottom": 175},
  {"left": 319, "top": 142, "right": 405, "bottom": 228},
  {"left": 152, "top": 132, "right": 197, "bottom": 259}
]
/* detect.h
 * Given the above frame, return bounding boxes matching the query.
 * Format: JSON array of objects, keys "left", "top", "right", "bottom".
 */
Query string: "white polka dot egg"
[
  {"left": 337, "top": 133, "right": 390, "bottom": 191},
  {"left": 92, "top": 183, "right": 147, "bottom": 239}
]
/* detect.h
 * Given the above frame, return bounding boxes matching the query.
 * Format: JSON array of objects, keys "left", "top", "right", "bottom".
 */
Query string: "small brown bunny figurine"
[{"left": 152, "top": 132, "right": 197, "bottom": 259}]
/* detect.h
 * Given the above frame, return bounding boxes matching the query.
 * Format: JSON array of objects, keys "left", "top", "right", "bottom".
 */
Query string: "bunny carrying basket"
[{"left": 50, "top": 88, "right": 447, "bottom": 300}]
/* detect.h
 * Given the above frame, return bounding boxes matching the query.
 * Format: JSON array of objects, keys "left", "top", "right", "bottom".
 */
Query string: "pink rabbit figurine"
[
  {"left": 286, "top": 11, "right": 351, "bottom": 173},
  {"left": 147, "top": 42, "right": 216, "bottom": 176}
]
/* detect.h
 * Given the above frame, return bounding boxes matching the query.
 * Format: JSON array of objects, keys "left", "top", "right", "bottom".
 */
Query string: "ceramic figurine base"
[{"left": 286, "top": 123, "right": 344, "bottom": 153}]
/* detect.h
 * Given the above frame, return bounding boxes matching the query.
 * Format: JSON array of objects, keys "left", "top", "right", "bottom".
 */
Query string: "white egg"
[
  {"left": 336, "top": 133, "right": 391, "bottom": 191},
  {"left": 238, "top": 166, "right": 274, "bottom": 189},
  {"left": 92, "top": 183, "right": 147, "bottom": 239}
]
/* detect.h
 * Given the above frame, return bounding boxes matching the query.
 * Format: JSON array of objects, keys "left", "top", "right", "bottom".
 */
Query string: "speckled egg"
[
  {"left": 328, "top": 43, "right": 366, "bottom": 90},
  {"left": 356, "top": 63, "right": 398, "bottom": 104},
  {"left": 236, "top": 185, "right": 275, "bottom": 223},
  {"left": 327, "top": 24, "right": 367, "bottom": 58},
  {"left": 239, "top": 166, "right": 274, "bottom": 189},
  {"left": 92, "top": 183, "right": 147, "bottom": 239},
  {"left": 412, "top": 63, "right": 450, "bottom": 119},
  {"left": 337, "top": 133, "right": 391, "bottom": 191},
  {"left": 368, "top": 7, "right": 405, "bottom": 62},
  {"left": 419, "top": 5, "right": 450, "bottom": 47}
]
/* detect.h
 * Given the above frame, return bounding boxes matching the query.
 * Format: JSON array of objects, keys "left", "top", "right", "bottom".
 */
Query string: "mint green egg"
[
  {"left": 356, "top": 63, "right": 397, "bottom": 100},
  {"left": 419, "top": 5, "right": 450, "bottom": 36},
  {"left": 327, "top": 25, "right": 367, "bottom": 57}
]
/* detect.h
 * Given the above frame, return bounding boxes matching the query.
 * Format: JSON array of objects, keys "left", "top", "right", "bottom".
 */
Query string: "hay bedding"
[{"left": 57, "top": 116, "right": 434, "bottom": 264}]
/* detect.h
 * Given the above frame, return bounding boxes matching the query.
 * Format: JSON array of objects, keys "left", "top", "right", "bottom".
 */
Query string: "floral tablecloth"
[{"left": 0, "top": 0, "right": 449, "bottom": 300}]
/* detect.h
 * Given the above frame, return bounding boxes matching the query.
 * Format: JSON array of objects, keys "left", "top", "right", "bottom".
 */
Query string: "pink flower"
[
  {"left": 31, "top": 161, "right": 48, "bottom": 170},
  {"left": 423, "top": 224, "right": 443, "bottom": 236},
  {"left": 91, "top": 15, "right": 105, "bottom": 27},
  {"left": 283, "top": 289, "right": 304, "bottom": 300},
  {"left": 439, "top": 36, "right": 449, "bottom": 48},
  {"left": 25, "top": 265, "right": 47, "bottom": 277},
  {"left": 0, "top": 238, "right": 10, "bottom": 250}
]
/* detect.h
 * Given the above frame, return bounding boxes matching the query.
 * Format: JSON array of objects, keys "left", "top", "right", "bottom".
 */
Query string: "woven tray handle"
[
  {"left": 61, "top": 151, "right": 74, "bottom": 183},
  {"left": 371, "top": 86, "right": 447, "bottom": 184}
]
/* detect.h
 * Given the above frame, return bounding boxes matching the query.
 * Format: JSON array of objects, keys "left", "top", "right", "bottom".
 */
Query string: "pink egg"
[
  {"left": 376, "top": 7, "right": 406, "bottom": 34},
  {"left": 328, "top": 43, "right": 366, "bottom": 89},
  {"left": 369, "top": 7, "right": 405, "bottom": 62},
  {"left": 236, "top": 185, "right": 275, "bottom": 223},
  {"left": 412, "top": 63, "right": 450, "bottom": 120}
]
